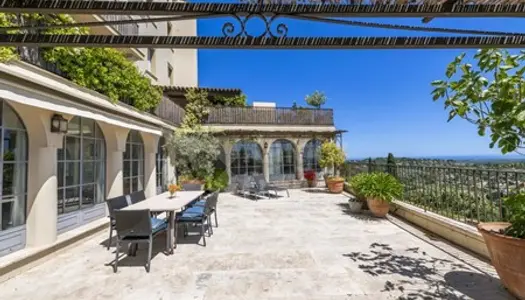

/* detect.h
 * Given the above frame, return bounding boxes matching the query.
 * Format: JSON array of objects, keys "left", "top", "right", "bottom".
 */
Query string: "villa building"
[{"left": 0, "top": 15, "right": 343, "bottom": 264}]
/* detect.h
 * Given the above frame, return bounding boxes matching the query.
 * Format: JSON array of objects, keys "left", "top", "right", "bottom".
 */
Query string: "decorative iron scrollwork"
[{"left": 222, "top": 14, "right": 288, "bottom": 38}]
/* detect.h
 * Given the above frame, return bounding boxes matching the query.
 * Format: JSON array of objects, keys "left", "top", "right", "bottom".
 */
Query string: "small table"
[{"left": 123, "top": 191, "right": 204, "bottom": 254}]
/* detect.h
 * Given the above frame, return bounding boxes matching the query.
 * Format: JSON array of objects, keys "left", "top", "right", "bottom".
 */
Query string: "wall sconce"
[
  {"left": 51, "top": 114, "right": 69, "bottom": 133},
  {"left": 264, "top": 142, "right": 268, "bottom": 149}
]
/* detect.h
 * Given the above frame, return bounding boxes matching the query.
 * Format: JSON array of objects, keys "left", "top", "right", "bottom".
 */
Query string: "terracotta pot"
[
  {"left": 181, "top": 182, "right": 204, "bottom": 191},
  {"left": 477, "top": 222, "right": 525, "bottom": 300},
  {"left": 367, "top": 198, "right": 390, "bottom": 217},
  {"left": 327, "top": 178, "right": 344, "bottom": 193},
  {"left": 307, "top": 179, "right": 317, "bottom": 188}
]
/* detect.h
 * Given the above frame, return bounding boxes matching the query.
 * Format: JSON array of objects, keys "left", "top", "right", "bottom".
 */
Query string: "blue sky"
[{"left": 196, "top": 16, "right": 525, "bottom": 159}]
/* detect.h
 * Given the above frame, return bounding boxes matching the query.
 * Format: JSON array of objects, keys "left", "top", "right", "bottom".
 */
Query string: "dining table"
[{"left": 122, "top": 190, "right": 204, "bottom": 254}]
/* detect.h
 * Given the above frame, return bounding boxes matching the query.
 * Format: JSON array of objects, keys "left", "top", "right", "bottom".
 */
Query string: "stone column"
[
  {"left": 263, "top": 148, "right": 270, "bottom": 183},
  {"left": 296, "top": 151, "right": 304, "bottom": 180},
  {"left": 18, "top": 108, "right": 63, "bottom": 247},
  {"left": 99, "top": 124, "right": 129, "bottom": 199},
  {"left": 223, "top": 141, "right": 232, "bottom": 185},
  {"left": 142, "top": 133, "right": 160, "bottom": 198},
  {"left": 26, "top": 145, "right": 60, "bottom": 247}
]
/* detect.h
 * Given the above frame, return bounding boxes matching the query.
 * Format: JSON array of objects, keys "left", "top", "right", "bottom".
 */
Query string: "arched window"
[
  {"left": 230, "top": 141, "right": 263, "bottom": 180},
  {"left": 303, "top": 139, "right": 323, "bottom": 172},
  {"left": 156, "top": 136, "right": 168, "bottom": 194},
  {"left": 57, "top": 117, "right": 105, "bottom": 215},
  {"left": 123, "top": 130, "right": 144, "bottom": 194},
  {"left": 269, "top": 139, "right": 296, "bottom": 181},
  {"left": 0, "top": 101, "right": 28, "bottom": 231}
]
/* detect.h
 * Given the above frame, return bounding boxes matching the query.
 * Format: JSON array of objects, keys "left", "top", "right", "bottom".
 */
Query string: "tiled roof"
[{"left": 158, "top": 86, "right": 242, "bottom": 94}]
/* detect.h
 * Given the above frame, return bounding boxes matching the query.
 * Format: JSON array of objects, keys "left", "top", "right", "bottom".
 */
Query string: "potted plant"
[
  {"left": 348, "top": 173, "right": 370, "bottom": 210},
  {"left": 166, "top": 127, "right": 220, "bottom": 191},
  {"left": 431, "top": 49, "right": 525, "bottom": 299},
  {"left": 318, "top": 141, "right": 346, "bottom": 193},
  {"left": 351, "top": 172, "right": 403, "bottom": 218},
  {"left": 304, "top": 170, "right": 317, "bottom": 188},
  {"left": 167, "top": 183, "right": 181, "bottom": 198},
  {"left": 347, "top": 197, "right": 363, "bottom": 213},
  {"left": 477, "top": 194, "right": 525, "bottom": 300}
]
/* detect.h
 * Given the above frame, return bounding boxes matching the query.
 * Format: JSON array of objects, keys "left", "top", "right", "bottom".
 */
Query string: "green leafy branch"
[{"left": 431, "top": 49, "right": 525, "bottom": 154}]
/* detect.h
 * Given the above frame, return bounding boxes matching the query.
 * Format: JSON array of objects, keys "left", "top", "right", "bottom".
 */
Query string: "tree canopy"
[{"left": 432, "top": 48, "right": 525, "bottom": 154}]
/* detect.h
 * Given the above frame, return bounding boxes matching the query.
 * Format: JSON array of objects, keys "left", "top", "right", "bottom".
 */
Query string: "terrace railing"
[
  {"left": 18, "top": 47, "right": 66, "bottom": 77},
  {"left": 203, "top": 107, "right": 334, "bottom": 126},
  {"left": 153, "top": 96, "right": 185, "bottom": 125},
  {"left": 99, "top": 15, "right": 139, "bottom": 36},
  {"left": 342, "top": 162, "right": 524, "bottom": 226}
]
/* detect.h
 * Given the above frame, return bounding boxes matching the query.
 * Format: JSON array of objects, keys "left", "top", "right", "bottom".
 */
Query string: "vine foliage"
[{"left": 0, "top": 13, "right": 161, "bottom": 111}]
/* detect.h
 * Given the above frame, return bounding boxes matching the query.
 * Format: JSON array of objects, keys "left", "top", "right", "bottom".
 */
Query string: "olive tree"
[
  {"left": 305, "top": 90, "right": 327, "bottom": 109},
  {"left": 165, "top": 127, "right": 220, "bottom": 181},
  {"left": 431, "top": 49, "right": 525, "bottom": 154}
]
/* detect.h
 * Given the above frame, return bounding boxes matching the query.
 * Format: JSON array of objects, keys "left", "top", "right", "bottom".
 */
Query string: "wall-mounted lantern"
[
  {"left": 264, "top": 141, "right": 268, "bottom": 149},
  {"left": 51, "top": 114, "right": 69, "bottom": 133}
]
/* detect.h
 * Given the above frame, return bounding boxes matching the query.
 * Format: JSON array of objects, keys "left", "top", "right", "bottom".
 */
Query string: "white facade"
[{"left": 0, "top": 16, "right": 198, "bottom": 259}]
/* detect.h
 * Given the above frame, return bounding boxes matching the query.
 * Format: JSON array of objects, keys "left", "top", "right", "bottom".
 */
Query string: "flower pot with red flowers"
[{"left": 304, "top": 170, "right": 317, "bottom": 188}]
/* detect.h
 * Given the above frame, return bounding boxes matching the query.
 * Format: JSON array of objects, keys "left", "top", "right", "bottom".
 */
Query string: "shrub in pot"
[
  {"left": 304, "top": 170, "right": 317, "bottom": 187},
  {"left": 318, "top": 141, "right": 345, "bottom": 191},
  {"left": 477, "top": 193, "right": 525, "bottom": 300},
  {"left": 348, "top": 173, "right": 370, "bottom": 210},
  {"left": 351, "top": 172, "right": 403, "bottom": 218}
]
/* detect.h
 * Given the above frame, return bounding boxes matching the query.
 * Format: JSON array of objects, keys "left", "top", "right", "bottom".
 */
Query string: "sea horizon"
[{"left": 348, "top": 154, "right": 525, "bottom": 161}]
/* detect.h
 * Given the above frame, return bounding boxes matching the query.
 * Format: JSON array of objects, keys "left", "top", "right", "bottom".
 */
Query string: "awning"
[{"left": 0, "top": 89, "right": 163, "bottom": 136}]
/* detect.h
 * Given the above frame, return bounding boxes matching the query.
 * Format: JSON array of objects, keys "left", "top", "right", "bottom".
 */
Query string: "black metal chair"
[
  {"left": 176, "top": 192, "right": 218, "bottom": 246},
  {"left": 129, "top": 190, "right": 146, "bottom": 204},
  {"left": 105, "top": 195, "right": 129, "bottom": 250},
  {"left": 188, "top": 191, "right": 219, "bottom": 229},
  {"left": 112, "top": 209, "right": 168, "bottom": 273}
]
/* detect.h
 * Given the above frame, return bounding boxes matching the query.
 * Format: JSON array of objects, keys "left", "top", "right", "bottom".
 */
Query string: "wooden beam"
[
  {"left": 2, "top": 34, "right": 525, "bottom": 49},
  {"left": 2, "top": 1, "right": 525, "bottom": 17}
]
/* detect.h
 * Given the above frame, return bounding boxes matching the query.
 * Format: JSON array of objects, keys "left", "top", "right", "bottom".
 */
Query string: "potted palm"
[
  {"left": 318, "top": 141, "right": 346, "bottom": 193},
  {"left": 477, "top": 194, "right": 525, "bottom": 300},
  {"left": 351, "top": 172, "right": 403, "bottom": 218}
]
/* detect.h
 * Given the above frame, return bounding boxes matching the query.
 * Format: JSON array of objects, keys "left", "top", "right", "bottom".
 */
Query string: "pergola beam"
[
  {"left": 3, "top": 34, "right": 525, "bottom": 49},
  {"left": 2, "top": 1, "right": 525, "bottom": 17}
]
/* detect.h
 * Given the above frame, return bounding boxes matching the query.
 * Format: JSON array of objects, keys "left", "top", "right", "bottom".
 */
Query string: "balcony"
[
  {"left": 152, "top": 96, "right": 185, "bottom": 125},
  {"left": 99, "top": 15, "right": 139, "bottom": 36},
  {"left": 70, "top": 14, "right": 143, "bottom": 60},
  {"left": 203, "top": 107, "right": 334, "bottom": 126}
]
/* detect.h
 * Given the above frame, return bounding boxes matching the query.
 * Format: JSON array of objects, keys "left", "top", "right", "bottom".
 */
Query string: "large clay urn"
[
  {"left": 477, "top": 222, "right": 525, "bottom": 300},
  {"left": 327, "top": 178, "right": 344, "bottom": 193},
  {"left": 367, "top": 198, "right": 390, "bottom": 218}
]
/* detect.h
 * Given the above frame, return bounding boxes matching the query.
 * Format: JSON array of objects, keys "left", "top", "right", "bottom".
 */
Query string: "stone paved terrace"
[{"left": 0, "top": 189, "right": 516, "bottom": 300}]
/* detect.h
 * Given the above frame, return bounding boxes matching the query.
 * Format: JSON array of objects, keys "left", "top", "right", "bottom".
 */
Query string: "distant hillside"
[{"left": 347, "top": 155, "right": 525, "bottom": 169}]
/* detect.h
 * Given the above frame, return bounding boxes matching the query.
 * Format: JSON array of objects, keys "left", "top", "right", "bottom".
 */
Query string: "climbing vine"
[{"left": 0, "top": 13, "right": 162, "bottom": 111}]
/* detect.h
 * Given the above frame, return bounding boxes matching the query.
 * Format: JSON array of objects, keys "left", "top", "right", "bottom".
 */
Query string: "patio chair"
[
  {"left": 105, "top": 195, "right": 129, "bottom": 250},
  {"left": 188, "top": 191, "right": 219, "bottom": 228},
  {"left": 175, "top": 191, "right": 217, "bottom": 246},
  {"left": 129, "top": 190, "right": 146, "bottom": 204},
  {"left": 236, "top": 175, "right": 257, "bottom": 198},
  {"left": 112, "top": 209, "right": 168, "bottom": 273},
  {"left": 254, "top": 174, "right": 290, "bottom": 198}
]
